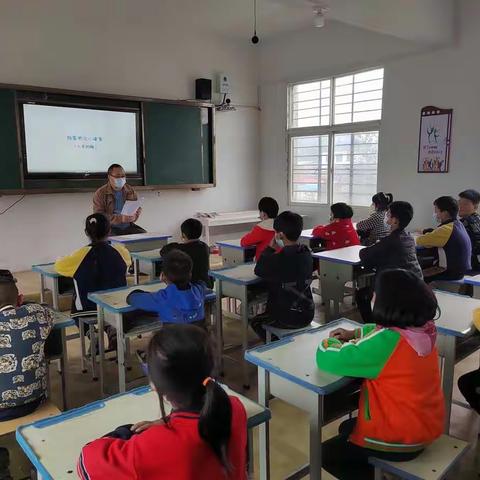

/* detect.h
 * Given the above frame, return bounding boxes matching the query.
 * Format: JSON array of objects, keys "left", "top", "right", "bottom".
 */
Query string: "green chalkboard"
[
  {"left": 0, "top": 86, "right": 214, "bottom": 192},
  {"left": 143, "top": 102, "right": 213, "bottom": 186},
  {"left": 0, "top": 90, "right": 22, "bottom": 190}
]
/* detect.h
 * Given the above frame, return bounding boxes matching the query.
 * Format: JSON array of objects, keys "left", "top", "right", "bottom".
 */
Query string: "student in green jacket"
[{"left": 318, "top": 269, "right": 445, "bottom": 479}]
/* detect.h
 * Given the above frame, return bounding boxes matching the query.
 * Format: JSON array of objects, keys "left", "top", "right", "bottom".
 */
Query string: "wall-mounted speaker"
[{"left": 195, "top": 78, "right": 212, "bottom": 101}]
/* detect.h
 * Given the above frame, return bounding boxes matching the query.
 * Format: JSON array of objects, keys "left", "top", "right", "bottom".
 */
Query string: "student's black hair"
[
  {"left": 372, "top": 269, "right": 438, "bottom": 329},
  {"left": 181, "top": 218, "right": 203, "bottom": 240},
  {"left": 330, "top": 202, "right": 354, "bottom": 220},
  {"left": 162, "top": 250, "right": 193, "bottom": 289},
  {"left": 107, "top": 163, "right": 124, "bottom": 175},
  {"left": 433, "top": 196, "right": 459, "bottom": 219},
  {"left": 0, "top": 271, "right": 18, "bottom": 307},
  {"left": 85, "top": 213, "right": 111, "bottom": 243},
  {"left": 258, "top": 197, "right": 279, "bottom": 219},
  {"left": 459, "top": 189, "right": 480, "bottom": 207},
  {"left": 147, "top": 324, "right": 232, "bottom": 472},
  {"left": 273, "top": 211, "right": 303, "bottom": 241},
  {"left": 372, "top": 192, "right": 393, "bottom": 211},
  {"left": 388, "top": 201, "right": 414, "bottom": 230}
]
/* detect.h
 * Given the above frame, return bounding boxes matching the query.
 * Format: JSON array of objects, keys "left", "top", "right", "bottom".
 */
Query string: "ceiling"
[
  {"left": 2, "top": 0, "right": 455, "bottom": 47},
  {"left": 185, "top": 0, "right": 455, "bottom": 45}
]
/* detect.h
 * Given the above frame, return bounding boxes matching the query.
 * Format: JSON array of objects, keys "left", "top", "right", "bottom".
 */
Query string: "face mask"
[
  {"left": 433, "top": 213, "right": 440, "bottom": 225},
  {"left": 369, "top": 204, "right": 376, "bottom": 215},
  {"left": 113, "top": 177, "right": 126, "bottom": 189},
  {"left": 276, "top": 237, "right": 285, "bottom": 248}
]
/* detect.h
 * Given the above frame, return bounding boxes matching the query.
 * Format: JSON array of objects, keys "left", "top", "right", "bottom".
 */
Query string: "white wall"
[
  {"left": 0, "top": 0, "right": 260, "bottom": 271},
  {"left": 259, "top": 2, "right": 480, "bottom": 230}
]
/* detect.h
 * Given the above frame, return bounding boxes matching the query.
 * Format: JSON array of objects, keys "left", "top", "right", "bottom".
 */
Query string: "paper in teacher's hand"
[{"left": 121, "top": 198, "right": 144, "bottom": 216}]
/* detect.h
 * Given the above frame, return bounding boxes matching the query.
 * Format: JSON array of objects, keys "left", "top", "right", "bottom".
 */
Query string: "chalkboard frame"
[{"left": 0, "top": 82, "right": 216, "bottom": 195}]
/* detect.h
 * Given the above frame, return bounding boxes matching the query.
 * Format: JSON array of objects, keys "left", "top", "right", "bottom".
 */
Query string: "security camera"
[{"left": 251, "top": 35, "right": 259, "bottom": 44}]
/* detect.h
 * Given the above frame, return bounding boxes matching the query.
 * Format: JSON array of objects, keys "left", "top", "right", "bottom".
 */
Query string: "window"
[{"left": 288, "top": 67, "right": 384, "bottom": 206}]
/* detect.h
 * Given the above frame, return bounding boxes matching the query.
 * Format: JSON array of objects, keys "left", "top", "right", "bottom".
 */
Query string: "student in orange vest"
[{"left": 317, "top": 269, "right": 445, "bottom": 479}]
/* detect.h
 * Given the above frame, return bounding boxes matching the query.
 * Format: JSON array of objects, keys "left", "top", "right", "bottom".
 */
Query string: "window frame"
[{"left": 287, "top": 67, "right": 383, "bottom": 208}]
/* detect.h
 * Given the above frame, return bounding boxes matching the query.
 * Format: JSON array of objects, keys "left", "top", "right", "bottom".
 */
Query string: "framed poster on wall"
[{"left": 417, "top": 106, "right": 453, "bottom": 173}]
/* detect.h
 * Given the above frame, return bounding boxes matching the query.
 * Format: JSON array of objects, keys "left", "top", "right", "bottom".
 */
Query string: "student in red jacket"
[
  {"left": 241, "top": 196, "right": 279, "bottom": 260},
  {"left": 312, "top": 203, "right": 360, "bottom": 250},
  {"left": 78, "top": 325, "right": 248, "bottom": 480}
]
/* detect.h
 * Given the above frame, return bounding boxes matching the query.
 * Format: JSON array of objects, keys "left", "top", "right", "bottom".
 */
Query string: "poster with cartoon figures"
[{"left": 418, "top": 106, "right": 453, "bottom": 173}]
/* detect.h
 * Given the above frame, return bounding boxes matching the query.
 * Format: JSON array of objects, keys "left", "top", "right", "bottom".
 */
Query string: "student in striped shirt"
[{"left": 357, "top": 192, "right": 393, "bottom": 245}]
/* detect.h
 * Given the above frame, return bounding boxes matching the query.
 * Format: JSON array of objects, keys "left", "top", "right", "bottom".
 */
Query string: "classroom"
[{"left": 1, "top": 0, "right": 480, "bottom": 479}]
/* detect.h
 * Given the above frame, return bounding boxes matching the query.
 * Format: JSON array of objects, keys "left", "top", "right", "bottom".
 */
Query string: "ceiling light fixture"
[
  {"left": 251, "top": 0, "right": 259, "bottom": 44},
  {"left": 310, "top": 1, "right": 328, "bottom": 28}
]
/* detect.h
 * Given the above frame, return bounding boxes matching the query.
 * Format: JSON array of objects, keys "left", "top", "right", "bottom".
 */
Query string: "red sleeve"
[
  {"left": 78, "top": 437, "right": 138, "bottom": 480},
  {"left": 312, "top": 224, "right": 333, "bottom": 239},
  {"left": 240, "top": 225, "right": 264, "bottom": 247}
]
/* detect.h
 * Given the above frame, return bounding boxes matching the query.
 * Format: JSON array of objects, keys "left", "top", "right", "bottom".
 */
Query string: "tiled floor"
[{"left": 4, "top": 271, "right": 480, "bottom": 479}]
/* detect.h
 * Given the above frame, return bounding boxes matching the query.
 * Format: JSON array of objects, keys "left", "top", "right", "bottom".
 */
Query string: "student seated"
[
  {"left": 160, "top": 218, "right": 213, "bottom": 288},
  {"left": 250, "top": 211, "right": 314, "bottom": 341},
  {"left": 312, "top": 203, "right": 360, "bottom": 250},
  {"left": 0, "top": 270, "right": 54, "bottom": 477},
  {"left": 54, "top": 213, "right": 131, "bottom": 350},
  {"left": 240, "top": 196, "right": 279, "bottom": 260},
  {"left": 458, "top": 189, "right": 480, "bottom": 272},
  {"left": 356, "top": 201, "right": 422, "bottom": 322},
  {"left": 416, "top": 196, "right": 471, "bottom": 282},
  {"left": 127, "top": 250, "right": 206, "bottom": 326},
  {"left": 318, "top": 269, "right": 445, "bottom": 480},
  {"left": 78, "top": 324, "right": 247, "bottom": 479},
  {"left": 356, "top": 192, "right": 393, "bottom": 245}
]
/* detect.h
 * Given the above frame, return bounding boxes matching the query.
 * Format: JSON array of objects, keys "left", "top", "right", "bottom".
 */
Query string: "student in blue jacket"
[{"left": 127, "top": 250, "right": 206, "bottom": 326}]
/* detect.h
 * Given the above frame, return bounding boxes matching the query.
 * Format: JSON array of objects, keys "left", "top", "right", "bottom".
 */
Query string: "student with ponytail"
[
  {"left": 78, "top": 324, "right": 248, "bottom": 479},
  {"left": 55, "top": 213, "right": 131, "bottom": 349},
  {"left": 357, "top": 192, "right": 393, "bottom": 245}
]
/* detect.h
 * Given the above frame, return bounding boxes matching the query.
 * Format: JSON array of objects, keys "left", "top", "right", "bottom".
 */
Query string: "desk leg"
[
  {"left": 59, "top": 328, "right": 68, "bottom": 411},
  {"left": 98, "top": 306, "right": 106, "bottom": 398},
  {"left": 39, "top": 274, "right": 46, "bottom": 304},
  {"left": 134, "top": 259, "right": 140, "bottom": 285},
  {"left": 474, "top": 286, "right": 480, "bottom": 300},
  {"left": 241, "top": 285, "right": 249, "bottom": 389},
  {"left": 52, "top": 278, "right": 60, "bottom": 311},
  {"left": 149, "top": 261, "right": 156, "bottom": 282},
  {"left": 309, "top": 394, "right": 324, "bottom": 480},
  {"left": 116, "top": 312, "right": 127, "bottom": 393},
  {"left": 258, "top": 366, "right": 270, "bottom": 480},
  {"left": 204, "top": 227, "right": 210, "bottom": 247},
  {"left": 247, "top": 428, "right": 254, "bottom": 478},
  {"left": 440, "top": 334, "right": 456, "bottom": 433},
  {"left": 215, "top": 280, "right": 224, "bottom": 374},
  {"left": 318, "top": 261, "right": 353, "bottom": 321}
]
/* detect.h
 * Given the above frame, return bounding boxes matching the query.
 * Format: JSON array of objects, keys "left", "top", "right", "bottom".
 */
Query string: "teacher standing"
[{"left": 93, "top": 163, "right": 146, "bottom": 236}]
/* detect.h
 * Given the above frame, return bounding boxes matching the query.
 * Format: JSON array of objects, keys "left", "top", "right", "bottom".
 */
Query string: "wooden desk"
[
  {"left": 31, "top": 264, "right": 63, "bottom": 311},
  {"left": 434, "top": 290, "right": 480, "bottom": 432},
  {"left": 199, "top": 210, "right": 261, "bottom": 246},
  {"left": 246, "top": 318, "right": 360, "bottom": 480},
  {"left": 312, "top": 246, "right": 364, "bottom": 320},
  {"left": 16, "top": 385, "right": 271, "bottom": 480},
  {"left": 88, "top": 282, "right": 216, "bottom": 395},
  {"left": 216, "top": 239, "right": 256, "bottom": 267},
  {"left": 299, "top": 229, "right": 314, "bottom": 246},
  {"left": 108, "top": 233, "right": 171, "bottom": 253},
  {"left": 210, "top": 263, "right": 264, "bottom": 388},
  {"left": 130, "top": 250, "right": 162, "bottom": 284}
]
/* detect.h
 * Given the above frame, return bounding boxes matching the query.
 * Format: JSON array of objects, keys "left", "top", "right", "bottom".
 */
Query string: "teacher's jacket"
[{"left": 93, "top": 183, "right": 138, "bottom": 225}]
